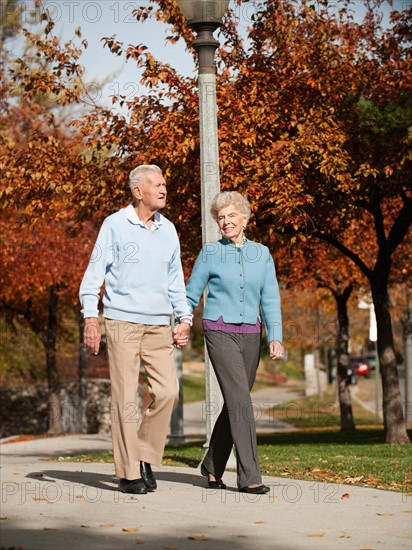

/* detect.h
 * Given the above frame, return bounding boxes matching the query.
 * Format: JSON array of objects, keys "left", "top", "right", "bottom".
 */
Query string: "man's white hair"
[{"left": 129, "top": 165, "right": 162, "bottom": 191}]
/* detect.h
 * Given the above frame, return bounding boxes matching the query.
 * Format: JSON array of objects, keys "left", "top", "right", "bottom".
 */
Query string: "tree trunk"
[
  {"left": 78, "top": 313, "right": 88, "bottom": 433},
  {"left": 371, "top": 273, "right": 409, "bottom": 443},
  {"left": 46, "top": 286, "right": 63, "bottom": 434},
  {"left": 334, "top": 287, "right": 356, "bottom": 431}
]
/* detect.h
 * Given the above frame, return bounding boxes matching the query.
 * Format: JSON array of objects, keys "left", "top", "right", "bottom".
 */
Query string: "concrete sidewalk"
[
  {"left": 181, "top": 384, "right": 302, "bottom": 441},
  {"left": 1, "top": 385, "right": 411, "bottom": 550}
]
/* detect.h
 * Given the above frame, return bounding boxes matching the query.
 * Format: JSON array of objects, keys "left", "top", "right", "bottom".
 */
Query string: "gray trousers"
[{"left": 201, "top": 330, "right": 262, "bottom": 488}]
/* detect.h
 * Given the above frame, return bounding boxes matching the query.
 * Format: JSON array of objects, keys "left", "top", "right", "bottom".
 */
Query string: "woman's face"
[{"left": 217, "top": 204, "right": 245, "bottom": 243}]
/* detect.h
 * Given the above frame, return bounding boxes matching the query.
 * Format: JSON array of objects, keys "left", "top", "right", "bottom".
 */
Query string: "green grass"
[
  {"left": 269, "top": 392, "right": 384, "bottom": 429},
  {"left": 52, "top": 383, "right": 412, "bottom": 493},
  {"left": 164, "top": 429, "right": 412, "bottom": 492},
  {"left": 55, "top": 428, "right": 412, "bottom": 492},
  {"left": 182, "top": 373, "right": 205, "bottom": 403}
]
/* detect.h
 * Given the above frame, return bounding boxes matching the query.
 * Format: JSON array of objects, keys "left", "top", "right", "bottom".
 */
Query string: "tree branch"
[{"left": 314, "top": 230, "right": 373, "bottom": 279}]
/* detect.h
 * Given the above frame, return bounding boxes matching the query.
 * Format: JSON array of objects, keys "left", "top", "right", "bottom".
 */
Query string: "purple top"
[{"left": 203, "top": 316, "right": 261, "bottom": 334}]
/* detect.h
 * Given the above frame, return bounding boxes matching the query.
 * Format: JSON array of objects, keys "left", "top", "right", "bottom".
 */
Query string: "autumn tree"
[
  {"left": 3, "top": 1, "right": 410, "bottom": 443},
  {"left": 0, "top": 0, "right": 24, "bottom": 51},
  {"left": 230, "top": 1, "right": 411, "bottom": 443},
  {"left": 0, "top": 65, "right": 98, "bottom": 430},
  {"left": 87, "top": 0, "right": 412, "bottom": 442},
  {"left": 277, "top": 235, "right": 367, "bottom": 430}
]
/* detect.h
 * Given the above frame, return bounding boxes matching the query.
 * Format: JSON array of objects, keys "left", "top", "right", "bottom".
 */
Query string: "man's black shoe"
[
  {"left": 140, "top": 461, "right": 157, "bottom": 491},
  {"left": 118, "top": 478, "right": 147, "bottom": 495}
]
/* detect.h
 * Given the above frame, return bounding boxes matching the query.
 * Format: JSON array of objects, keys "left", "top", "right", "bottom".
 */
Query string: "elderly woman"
[{"left": 185, "top": 191, "right": 283, "bottom": 494}]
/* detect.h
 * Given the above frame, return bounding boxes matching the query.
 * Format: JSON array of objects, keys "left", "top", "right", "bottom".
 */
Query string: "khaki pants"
[{"left": 105, "top": 319, "right": 178, "bottom": 480}]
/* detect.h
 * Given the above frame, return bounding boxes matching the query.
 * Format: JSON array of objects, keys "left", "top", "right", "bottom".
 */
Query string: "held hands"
[
  {"left": 83, "top": 318, "right": 101, "bottom": 355},
  {"left": 270, "top": 340, "right": 284, "bottom": 360},
  {"left": 172, "top": 323, "right": 191, "bottom": 349}
]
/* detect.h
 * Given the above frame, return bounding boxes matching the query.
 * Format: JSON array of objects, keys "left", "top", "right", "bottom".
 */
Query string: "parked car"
[
  {"left": 365, "top": 352, "right": 378, "bottom": 371},
  {"left": 349, "top": 356, "right": 371, "bottom": 378}
]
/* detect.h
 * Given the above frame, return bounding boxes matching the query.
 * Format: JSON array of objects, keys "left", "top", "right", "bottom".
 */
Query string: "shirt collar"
[{"left": 125, "top": 204, "right": 163, "bottom": 230}]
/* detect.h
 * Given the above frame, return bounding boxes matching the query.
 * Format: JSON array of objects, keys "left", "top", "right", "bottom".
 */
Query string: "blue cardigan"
[{"left": 186, "top": 239, "right": 282, "bottom": 342}]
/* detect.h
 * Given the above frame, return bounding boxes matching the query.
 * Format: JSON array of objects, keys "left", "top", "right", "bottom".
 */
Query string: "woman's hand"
[
  {"left": 172, "top": 323, "right": 191, "bottom": 348},
  {"left": 269, "top": 340, "right": 284, "bottom": 360}
]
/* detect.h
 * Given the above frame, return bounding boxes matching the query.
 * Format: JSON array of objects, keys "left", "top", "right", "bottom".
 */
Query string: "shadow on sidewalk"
[{"left": 25, "top": 468, "right": 207, "bottom": 492}]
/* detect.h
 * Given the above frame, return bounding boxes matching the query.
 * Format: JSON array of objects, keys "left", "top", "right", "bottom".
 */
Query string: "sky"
[
  {"left": 8, "top": 0, "right": 409, "bottom": 111},
  {"left": 10, "top": 0, "right": 246, "bottom": 110}
]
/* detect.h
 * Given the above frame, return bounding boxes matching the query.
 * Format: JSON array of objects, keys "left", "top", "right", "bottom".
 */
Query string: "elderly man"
[{"left": 79, "top": 165, "right": 192, "bottom": 495}]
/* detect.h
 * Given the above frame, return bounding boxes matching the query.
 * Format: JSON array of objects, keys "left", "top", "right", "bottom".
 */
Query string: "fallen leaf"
[
  {"left": 305, "top": 533, "right": 325, "bottom": 537},
  {"left": 81, "top": 525, "right": 90, "bottom": 528},
  {"left": 341, "top": 493, "right": 350, "bottom": 499},
  {"left": 269, "top": 496, "right": 278, "bottom": 502},
  {"left": 366, "top": 476, "right": 381, "bottom": 484},
  {"left": 188, "top": 535, "right": 209, "bottom": 540},
  {"left": 254, "top": 521, "right": 266, "bottom": 524},
  {"left": 43, "top": 527, "right": 58, "bottom": 531},
  {"left": 339, "top": 535, "right": 351, "bottom": 538},
  {"left": 343, "top": 476, "right": 364, "bottom": 483},
  {"left": 0, "top": 516, "right": 8, "bottom": 520},
  {"left": 376, "top": 513, "right": 394, "bottom": 516},
  {"left": 123, "top": 527, "right": 139, "bottom": 532},
  {"left": 403, "top": 510, "right": 412, "bottom": 513},
  {"left": 135, "top": 540, "right": 144, "bottom": 545},
  {"left": 100, "top": 523, "right": 116, "bottom": 527}
]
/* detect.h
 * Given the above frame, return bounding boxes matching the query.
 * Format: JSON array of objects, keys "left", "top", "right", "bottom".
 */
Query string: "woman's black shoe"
[
  {"left": 140, "top": 461, "right": 157, "bottom": 491},
  {"left": 119, "top": 478, "right": 147, "bottom": 494},
  {"left": 207, "top": 479, "right": 227, "bottom": 489},
  {"left": 200, "top": 464, "right": 226, "bottom": 490},
  {"left": 239, "top": 484, "right": 270, "bottom": 494}
]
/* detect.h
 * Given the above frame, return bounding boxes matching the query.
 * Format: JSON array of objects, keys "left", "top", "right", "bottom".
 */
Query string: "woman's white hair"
[
  {"left": 129, "top": 165, "right": 162, "bottom": 191},
  {"left": 210, "top": 191, "right": 251, "bottom": 225}
]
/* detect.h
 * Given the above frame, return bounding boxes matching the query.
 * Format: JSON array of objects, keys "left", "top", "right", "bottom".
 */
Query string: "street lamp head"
[
  {"left": 176, "top": 0, "right": 230, "bottom": 26},
  {"left": 176, "top": 0, "right": 230, "bottom": 74}
]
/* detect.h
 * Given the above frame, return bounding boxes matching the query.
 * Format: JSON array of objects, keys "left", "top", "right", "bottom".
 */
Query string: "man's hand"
[
  {"left": 172, "top": 323, "right": 191, "bottom": 349},
  {"left": 83, "top": 318, "right": 101, "bottom": 355},
  {"left": 269, "top": 340, "right": 284, "bottom": 360}
]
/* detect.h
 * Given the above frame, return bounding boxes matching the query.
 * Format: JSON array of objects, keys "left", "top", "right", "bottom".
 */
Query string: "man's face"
[{"left": 135, "top": 172, "right": 167, "bottom": 212}]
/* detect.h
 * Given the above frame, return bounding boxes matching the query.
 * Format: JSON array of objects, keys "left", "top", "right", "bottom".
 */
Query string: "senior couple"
[{"left": 80, "top": 165, "right": 283, "bottom": 496}]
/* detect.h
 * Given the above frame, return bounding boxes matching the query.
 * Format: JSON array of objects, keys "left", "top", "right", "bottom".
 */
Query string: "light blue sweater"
[
  {"left": 186, "top": 239, "right": 283, "bottom": 342},
  {"left": 79, "top": 205, "right": 192, "bottom": 325}
]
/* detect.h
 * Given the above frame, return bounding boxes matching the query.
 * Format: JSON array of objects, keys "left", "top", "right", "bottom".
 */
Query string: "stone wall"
[{"left": 0, "top": 379, "right": 114, "bottom": 438}]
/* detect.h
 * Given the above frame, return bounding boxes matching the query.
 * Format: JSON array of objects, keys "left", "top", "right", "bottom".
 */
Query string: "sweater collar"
[
  {"left": 125, "top": 204, "right": 163, "bottom": 229},
  {"left": 221, "top": 236, "right": 248, "bottom": 247}
]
